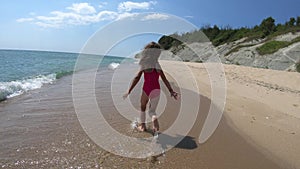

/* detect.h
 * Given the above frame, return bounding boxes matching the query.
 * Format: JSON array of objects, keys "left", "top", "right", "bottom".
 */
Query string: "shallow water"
[
  {"left": 0, "top": 63, "right": 167, "bottom": 168},
  {"left": 0, "top": 50, "right": 131, "bottom": 101}
]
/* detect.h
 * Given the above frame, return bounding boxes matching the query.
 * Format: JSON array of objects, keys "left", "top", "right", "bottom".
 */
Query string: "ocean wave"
[
  {"left": 0, "top": 74, "right": 56, "bottom": 101},
  {"left": 55, "top": 70, "right": 74, "bottom": 79},
  {"left": 108, "top": 62, "right": 120, "bottom": 70}
]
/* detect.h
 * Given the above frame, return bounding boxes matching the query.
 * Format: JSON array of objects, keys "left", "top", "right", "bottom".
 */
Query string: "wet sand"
[{"left": 0, "top": 62, "right": 298, "bottom": 168}]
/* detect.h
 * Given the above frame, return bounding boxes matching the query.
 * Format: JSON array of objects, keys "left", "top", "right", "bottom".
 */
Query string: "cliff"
[{"left": 155, "top": 32, "right": 300, "bottom": 72}]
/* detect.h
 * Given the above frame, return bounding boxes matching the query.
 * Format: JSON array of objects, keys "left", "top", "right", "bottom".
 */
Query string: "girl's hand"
[
  {"left": 123, "top": 92, "right": 129, "bottom": 100},
  {"left": 170, "top": 91, "right": 179, "bottom": 100}
]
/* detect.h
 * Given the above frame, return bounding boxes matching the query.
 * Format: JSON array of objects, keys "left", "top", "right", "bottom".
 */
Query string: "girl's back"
[{"left": 143, "top": 69, "right": 160, "bottom": 97}]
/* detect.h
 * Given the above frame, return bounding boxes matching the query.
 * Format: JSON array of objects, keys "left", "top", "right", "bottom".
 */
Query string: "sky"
[{"left": 0, "top": 0, "right": 300, "bottom": 56}]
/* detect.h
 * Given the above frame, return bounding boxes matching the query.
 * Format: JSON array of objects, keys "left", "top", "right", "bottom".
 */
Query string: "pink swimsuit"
[{"left": 143, "top": 69, "right": 160, "bottom": 98}]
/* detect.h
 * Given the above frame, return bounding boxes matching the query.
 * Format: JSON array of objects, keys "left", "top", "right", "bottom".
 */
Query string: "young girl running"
[{"left": 123, "top": 42, "right": 178, "bottom": 133}]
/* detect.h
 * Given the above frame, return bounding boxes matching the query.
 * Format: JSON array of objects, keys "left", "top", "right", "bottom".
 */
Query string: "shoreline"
[{"left": 0, "top": 61, "right": 299, "bottom": 168}]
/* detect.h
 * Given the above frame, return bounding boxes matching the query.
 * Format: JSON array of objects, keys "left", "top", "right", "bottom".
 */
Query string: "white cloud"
[
  {"left": 95, "top": 11, "right": 118, "bottom": 21},
  {"left": 16, "top": 1, "right": 162, "bottom": 28},
  {"left": 33, "top": 10, "right": 117, "bottom": 27},
  {"left": 35, "top": 22, "right": 60, "bottom": 28},
  {"left": 16, "top": 18, "right": 34, "bottom": 22},
  {"left": 142, "top": 13, "right": 169, "bottom": 21},
  {"left": 67, "top": 3, "right": 96, "bottom": 15},
  {"left": 116, "top": 12, "right": 139, "bottom": 20},
  {"left": 118, "top": 1, "right": 157, "bottom": 12}
]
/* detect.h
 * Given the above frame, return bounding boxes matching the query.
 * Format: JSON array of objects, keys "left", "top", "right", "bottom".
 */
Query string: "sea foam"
[
  {"left": 0, "top": 74, "right": 56, "bottom": 101},
  {"left": 108, "top": 62, "right": 120, "bottom": 70}
]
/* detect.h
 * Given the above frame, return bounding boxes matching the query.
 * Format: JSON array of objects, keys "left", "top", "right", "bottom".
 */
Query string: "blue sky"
[{"left": 0, "top": 0, "right": 299, "bottom": 56}]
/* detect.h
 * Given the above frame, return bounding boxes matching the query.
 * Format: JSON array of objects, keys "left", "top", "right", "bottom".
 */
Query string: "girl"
[{"left": 123, "top": 42, "right": 178, "bottom": 133}]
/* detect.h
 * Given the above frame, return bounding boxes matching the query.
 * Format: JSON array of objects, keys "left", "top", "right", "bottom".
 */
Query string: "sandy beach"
[{"left": 0, "top": 61, "right": 299, "bottom": 168}]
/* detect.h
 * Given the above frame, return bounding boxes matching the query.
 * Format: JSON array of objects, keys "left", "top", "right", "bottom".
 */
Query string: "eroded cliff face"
[
  {"left": 216, "top": 32, "right": 300, "bottom": 71},
  {"left": 154, "top": 32, "right": 300, "bottom": 72}
]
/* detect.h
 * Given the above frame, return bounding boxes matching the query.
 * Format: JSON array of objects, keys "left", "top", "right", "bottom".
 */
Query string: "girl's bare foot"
[
  {"left": 152, "top": 117, "right": 159, "bottom": 133},
  {"left": 137, "top": 123, "right": 146, "bottom": 132}
]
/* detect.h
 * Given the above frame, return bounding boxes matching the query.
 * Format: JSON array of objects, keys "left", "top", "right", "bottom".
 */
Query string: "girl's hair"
[
  {"left": 144, "top": 41, "right": 161, "bottom": 49},
  {"left": 139, "top": 42, "right": 162, "bottom": 70}
]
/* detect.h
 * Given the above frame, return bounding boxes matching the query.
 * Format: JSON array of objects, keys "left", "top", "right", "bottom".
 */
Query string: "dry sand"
[
  {"left": 0, "top": 61, "right": 299, "bottom": 168},
  {"left": 162, "top": 61, "right": 300, "bottom": 168}
]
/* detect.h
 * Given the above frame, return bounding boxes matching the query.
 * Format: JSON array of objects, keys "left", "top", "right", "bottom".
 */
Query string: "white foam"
[
  {"left": 130, "top": 117, "right": 139, "bottom": 130},
  {"left": 0, "top": 74, "right": 56, "bottom": 100},
  {"left": 108, "top": 62, "right": 120, "bottom": 70}
]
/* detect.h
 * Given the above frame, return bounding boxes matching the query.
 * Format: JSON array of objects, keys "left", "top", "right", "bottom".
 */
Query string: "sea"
[{"left": 0, "top": 49, "right": 131, "bottom": 101}]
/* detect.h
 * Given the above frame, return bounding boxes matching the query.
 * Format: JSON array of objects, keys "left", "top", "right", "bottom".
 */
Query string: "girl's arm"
[
  {"left": 123, "top": 70, "right": 143, "bottom": 99},
  {"left": 160, "top": 70, "right": 178, "bottom": 100}
]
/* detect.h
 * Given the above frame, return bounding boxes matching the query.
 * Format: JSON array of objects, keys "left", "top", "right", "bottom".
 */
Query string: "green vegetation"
[
  {"left": 225, "top": 44, "right": 256, "bottom": 56},
  {"left": 296, "top": 61, "right": 300, "bottom": 73},
  {"left": 256, "top": 41, "right": 290, "bottom": 55},
  {"left": 260, "top": 17, "right": 276, "bottom": 37},
  {"left": 204, "top": 16, "right": 300, "bottom": 46},
  {"left": 158, "top": 35, "right": 182, "bottom": 50},
  {"left": 158, "top": 16, "right": 300, "bottom": 48},
  {"left": 291, "top": 36, "right": 300, "bottom": 43},
  {"left": 195, "top": 60, "right": 203, "bottom": 63},
  {"left": 257, "top": 36, "right": 300, "bottom": 55},
  {"left": 157, "top": 16, "right": 300, "bottom": 58}
]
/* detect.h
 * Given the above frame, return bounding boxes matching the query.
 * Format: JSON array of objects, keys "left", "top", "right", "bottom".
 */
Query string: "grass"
[
  {"left": 195, "top": 60, "right": 203, "bottom": 63},
  {"left": 256, "top": 41, "right": 290, "bottom": 55},
  {"left": 266, "top": 27, "right": 300, "bottom": 41},
  {"left": 256, "top": 35, "right": 300, "bottom": 55},
  {"left": 225, "top": 44, "right": 256, "bottom": 56},
  {"left": 291, "top": 36, "right": 300, "bottom": 43},
  {"left": 224, "top": 35, "right": 300, "bottom": 57},
  {"left": 235, "top": 61, "right": 240, "bottom": 65},
  {"left": 296, "top": 61, "right": 300, "bottom": 73}
]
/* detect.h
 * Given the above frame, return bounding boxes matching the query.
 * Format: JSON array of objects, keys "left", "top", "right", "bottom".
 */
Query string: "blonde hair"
[{"left": 139, "top": 42, "right": 162, "bottom": 70}]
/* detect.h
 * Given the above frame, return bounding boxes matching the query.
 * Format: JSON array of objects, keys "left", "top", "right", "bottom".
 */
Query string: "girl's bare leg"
[
  {"left": 139, "top": 91, "right": 149, "bottom": 131},
  {"left": 149, "top": 89, "right": 160, "bottom": 132}
]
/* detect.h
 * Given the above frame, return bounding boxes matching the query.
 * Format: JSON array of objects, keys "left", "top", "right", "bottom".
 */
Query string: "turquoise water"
[{"left": 0, "top": 50, "right": 130, "bottom": 101}]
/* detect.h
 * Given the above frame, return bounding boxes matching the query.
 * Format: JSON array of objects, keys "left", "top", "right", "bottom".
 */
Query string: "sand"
[
  {"left": 170, "top": 61, "right": 300, "bottom": 168},
  {"left": 0, "top": 61, "right": 299, "bottom": 168}
]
